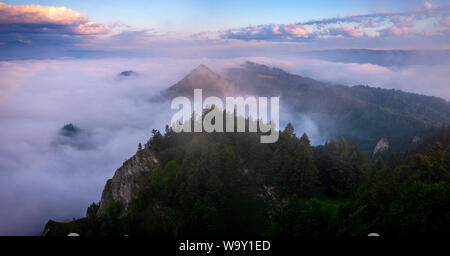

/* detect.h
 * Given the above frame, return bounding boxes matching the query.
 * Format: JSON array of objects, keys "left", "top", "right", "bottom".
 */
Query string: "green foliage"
[
  {"left": 270, "top": 125, "right": 320, "bottom": 197},
  {"left": 335, "top": 136, "right": 450, "bottom": 236},
  {"left": 78, "top": 117, "right": 449, "bottom": 236},
  {"left": 266, "top": 196, "right": 349, "bottom": 236},
  {"left": 86, "top": 202, "right": 99, "bottom": 219},
  {"left": 314, "top": 138, "right": 370, "bottom": 197}
]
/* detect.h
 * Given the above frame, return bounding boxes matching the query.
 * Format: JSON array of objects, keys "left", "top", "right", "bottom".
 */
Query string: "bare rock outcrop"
[
  {"left": 373, "top": 137, "right": 390, "bottom": 156},
  {"left": 412, "top": 136, "right": 421, "bottom": 144},
  {"left": 97, "top": 149, "right": 159, "bottom": 216}
]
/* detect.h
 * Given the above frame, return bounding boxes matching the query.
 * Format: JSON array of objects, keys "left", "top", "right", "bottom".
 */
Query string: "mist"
[
  {"left": 0, "top": 58, "right": 181, "bottom": 235},
  {"left": 290, "top": 59, "right": 450, "bottom": 100}
]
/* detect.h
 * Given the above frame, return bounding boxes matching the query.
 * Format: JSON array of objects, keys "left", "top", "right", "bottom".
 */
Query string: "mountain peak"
[
  {"left": 188, "top": 64, "right": 217, "bottom": 78},
  {"left": 165, "top": 64, "right": 238, "bottom": 98},
  {"left": 119, "top": 70, "right": 137, "bottom": 77},
  {"left": 196, "top": 64, "right": 211, "bottom": 70}
]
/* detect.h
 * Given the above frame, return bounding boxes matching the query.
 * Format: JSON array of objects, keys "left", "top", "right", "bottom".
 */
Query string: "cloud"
[
  {"left": 0, "top": 2, "right": 108, "bottom": 35},
  {"left": 275, "top": 56, "right": 450, "bottom": 100},
  {"left": 1, "top": 2, "right": 448, "bottom": 60},
  {"left": 387, "top": 25, "right": 409, "bottom": 35},
  {"left": 328, "top": 26, "right": 365, "bottom": 37},
  {"left": 221, "top": 23, "right": 311, "bottom": 41},
  {"left": 0, "top": 1, "right": 110, "bottom": 57},
  {"left": 0, "top": 2, "right": 86, "bottom": 25},
  {"left": 441, "top": 16, "right": 450, "bottom": 27},
  {"left": 0, "top": 58, "right": 196, "bottom": 235},
  {"left": 75, "top": 21, "right": 109, "bottom": 35},
  {"left": 280, "top": 24, "right": 308, "bottom": 36},
  {"left": 219, "top": 2, "right": 450, "bottom": 42}
]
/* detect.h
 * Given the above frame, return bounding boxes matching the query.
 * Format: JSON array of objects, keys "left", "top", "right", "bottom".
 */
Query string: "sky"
[
  {"left": 0, "top": 0, "right": 449, "bottom": 58},
  {"left": 0, "top": 0, "right": 404, "bottom": 32},
  {"left": 0, "top": 1, "right": 449, "bottom": 235},
  {"left": 2, "top": 0, "right": 449, "bottom": 33}
]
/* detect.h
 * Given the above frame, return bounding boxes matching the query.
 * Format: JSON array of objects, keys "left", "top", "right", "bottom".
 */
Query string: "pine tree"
[
  {"left": 300, "top": 133, "right": 311, "bottom": 147},
  {"left": 283, "top": 123, "right": 295, "bottom": 137}
]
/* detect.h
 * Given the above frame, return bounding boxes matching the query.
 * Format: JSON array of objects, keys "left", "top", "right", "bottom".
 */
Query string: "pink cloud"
[
  {"left": 364, "top": 21, "right": 379, "bottom": 27},
  {"left": 0, "top": 2, "right": 108, "bottom": 35},
  {"left": 388, "top": 26, "right": 409, "bottom": 36},
  {"left": 286, "top": 24, "right": 308, "bottom": 36},
  {"left": 220, "top": 1, "right": 449, "bottom": 42},
  {"left": 329, "top": 27, "right": 365, "bottom": 37},
  {"left": 272, "top": 26, "right": 281, "bottom": 35},
  {"left": 75, "top": 22, "right": 109, "bottom": 35},
  {"left": 344, "top": 27, "right": 364, "bottom": 37},
  {"left": 441, "top": 16, "right": 450, "bottom": 27}
]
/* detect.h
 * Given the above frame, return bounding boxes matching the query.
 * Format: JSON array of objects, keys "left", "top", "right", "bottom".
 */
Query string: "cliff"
[{"left": 97, "top": 148, "right": 159, "bottom": 216}]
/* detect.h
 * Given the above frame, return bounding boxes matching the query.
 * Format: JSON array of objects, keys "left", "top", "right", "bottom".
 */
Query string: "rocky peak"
[
  {"left": 119, "top": 70, "right": 137, "bottom": 77},
  {"left": 165, "top": 64, "right": 239, "bottom": 98},
  {"left": 412, "top": 136, "right": 421, "bottom": 144},
  {"left": 373, "top": 137, "right": 390, "bottom": 156},
  {"left": 191, "top": 64, "right": 215, "bottom": 74}
]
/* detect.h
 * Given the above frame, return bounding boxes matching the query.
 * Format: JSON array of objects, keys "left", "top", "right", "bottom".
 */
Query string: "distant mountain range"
[
  {"left": 299, "top": 49, "right": 450, "bottom": 67},
  {"left": 165, "top": 61, "right": 450, "bottom": 154}
]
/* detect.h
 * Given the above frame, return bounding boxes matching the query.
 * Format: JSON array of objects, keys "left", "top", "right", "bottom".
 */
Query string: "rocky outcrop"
[
  {"left": 42, "top": 148, "right": 159, "bottom": 235},
  {"left": 97, "top": 149, "right": 159, "bottom": 216},
  {"left": 412, "top": 136, "right": 421, "bottom": 144},
  {"left": 373, "top": 137, "right": 390, "bottom": 156},
  {"left": 118, "top": 70, "right": 137, "bottom": 77}
]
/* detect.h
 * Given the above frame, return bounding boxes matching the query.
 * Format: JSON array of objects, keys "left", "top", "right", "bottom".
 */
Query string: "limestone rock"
[
  {"left": 97, "top": 149, "right": 159, "bottom": 216},
  {"left": 373, "top": 137, "right": 389, "bottom": 156}
]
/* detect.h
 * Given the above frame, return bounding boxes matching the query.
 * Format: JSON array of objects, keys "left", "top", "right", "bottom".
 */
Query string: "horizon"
[{"left": 0, "top": 0, "right": 449, "bottom": 59}]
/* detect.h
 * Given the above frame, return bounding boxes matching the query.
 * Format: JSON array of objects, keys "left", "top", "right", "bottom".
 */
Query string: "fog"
[
  {"left": 0, "top": 58, "right": 181, "bottom": 235},
  {"left": 245, "top": 56, "right": 450, "bottom": 101},
  {"left": 0, "top": 55, "right": 448, "bottom": 235},
  {"left": 288, "top": 59, "right": 450, "bottom": 100}
]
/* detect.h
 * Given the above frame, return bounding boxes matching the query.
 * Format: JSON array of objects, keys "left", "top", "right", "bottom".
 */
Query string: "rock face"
[
  {"left": 43, "top": 219, "right": 86, "bottom": 236},
  {"left": 97, "top": 149, "right": 159, "bottom": 216},
  {"left": 412, "top": 136, "right": 421, "bottom": 144},
  {"left": 119, "top": 70, "right": 137, "bottom": 77},
  {"left": 373, "top": 137, "right": 390, "bottom": 156},
  {"left": 42, "top": 148, "right": 159, "bottom": 235}
]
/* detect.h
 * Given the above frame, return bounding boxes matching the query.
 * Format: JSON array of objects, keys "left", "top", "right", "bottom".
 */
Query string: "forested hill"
[
  {"left": 165, "top": 61, "right": 450, "bottom": 155},
  {"left": 43, "top": 116, "right": 450, "bottom": 236}
]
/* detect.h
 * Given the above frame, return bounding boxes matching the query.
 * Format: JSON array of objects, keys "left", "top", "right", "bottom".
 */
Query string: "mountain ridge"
[{"left": 164, "top": 61, "right": 450, "bottom": 154}]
